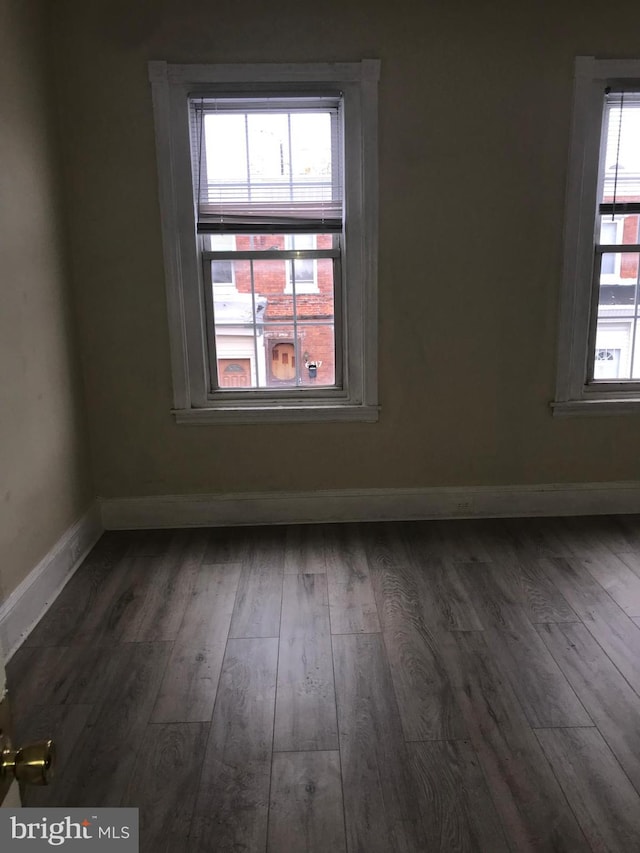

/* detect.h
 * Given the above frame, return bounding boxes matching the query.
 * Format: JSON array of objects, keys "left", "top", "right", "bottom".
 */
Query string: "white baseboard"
[
  {"left": 0, "top": 505, "right": 103, "bottom": 661},
  {"left": 100, "top": 481, "right": 640, "bottom": 530}
]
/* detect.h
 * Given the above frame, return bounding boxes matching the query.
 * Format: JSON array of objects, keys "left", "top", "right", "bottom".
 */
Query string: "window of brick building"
[
  {"left": 149, "top": 61, "right": 379, "bottom": 424},
  {"left": 554, "top": 57, "right": 640, "bottom": 414}
]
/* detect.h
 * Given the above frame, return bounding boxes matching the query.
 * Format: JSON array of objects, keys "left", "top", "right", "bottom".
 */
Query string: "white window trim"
[
  {"left": 553, "top": 56, "right": 640, "bottom": 417},
  {"left": 148, "top": 60, "right": 380, "bottom": 424}
]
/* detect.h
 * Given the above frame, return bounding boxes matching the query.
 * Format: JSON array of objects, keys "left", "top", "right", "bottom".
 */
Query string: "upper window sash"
[{"left": 190, "top": 97, "right": 344, "bottom": 233}]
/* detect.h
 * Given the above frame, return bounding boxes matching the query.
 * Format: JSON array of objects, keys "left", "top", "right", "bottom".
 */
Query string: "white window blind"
[{"left": 190, "top": 97, "right": 343, "bottom": 232}]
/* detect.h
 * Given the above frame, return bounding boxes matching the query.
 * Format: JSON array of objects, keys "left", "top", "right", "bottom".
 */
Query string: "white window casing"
[
  {"left": 148, "top": 60, "right": 380, "bottom": 424},
  {"left": 554, "top": 56, "right": 640, "bottom": 416}
]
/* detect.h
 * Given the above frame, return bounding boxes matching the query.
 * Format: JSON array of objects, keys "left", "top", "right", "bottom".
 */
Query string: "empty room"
[{"left": 3, "top": 1, "right": 640, "bottom": 850}]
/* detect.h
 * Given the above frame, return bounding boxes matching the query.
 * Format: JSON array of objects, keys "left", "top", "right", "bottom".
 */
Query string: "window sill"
[
  {"left": 551, "top": 398, "right": 640, "bottom": 417},
  {"left": 172, "top": 403, "right": 380, "bottom": 425}
]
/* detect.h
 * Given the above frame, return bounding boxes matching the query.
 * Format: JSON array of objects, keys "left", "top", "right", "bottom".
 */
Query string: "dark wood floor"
[{"left": 8, "top": 516, "right": 640, "bottom": 852}]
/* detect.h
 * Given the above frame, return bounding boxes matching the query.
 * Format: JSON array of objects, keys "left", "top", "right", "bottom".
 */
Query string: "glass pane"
[
  {"left": 296, "top": 324, "right": 336, "bottom": 387},
  {"left": 594, "top": 251, "right": 640, "bottom": 380},
  {"left": 204, "top": 114, "right": 247, "bottom": 186},
  {"left": 602, "top": 99, "right": 640, "bottom": 176},
  {"left": 204, "top": 233, "right": 335, "bottom": 251},
  {"left": 290, "top": 113, "right": 332, "bottom": 178},
  {"left": 247, "top": 113, "right": 290, "bottom": 198},
  {"left": 202, "top": 111, "right": 335, "bottom": 208},
  {"left": 599, "top": 215, "right": 639, "bottom": 248},
  {"left": 209, "top": 252, "right": 336, "bottom": 390}
]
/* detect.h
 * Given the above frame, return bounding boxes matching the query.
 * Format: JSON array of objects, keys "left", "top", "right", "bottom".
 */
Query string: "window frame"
[
  {"left": 148, "top": 60, "right": 380, "bottom": 424},
  {"left": 554, "top": 56, "right": 640, "bottom": 416}
]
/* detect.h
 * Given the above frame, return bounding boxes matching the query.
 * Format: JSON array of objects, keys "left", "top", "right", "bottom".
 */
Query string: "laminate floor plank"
[
  {"left": 267, "top": 751, "right": 346, "bottom": 853},
  {"left": 480, "top": 525, "right": 579, "bottom": 623},
  {"left": 150, "top": 562, "right": 241, "bottom": 723},
  {"left": 615, "top": 549, "right": 640, "bottom": 581},
  {"left": 536, "top": 620, "right": 640, "bottom": 793},
  {"left": 52, "top": 642, "right": 171, "bottom": 807},
  {"left": 18, "top": 704, "right": 93, "bottom": 808},
  {"left": 579, "top": 549, "right": 640, "bottom": 618},
  {"left": 400, "top": 531, "right": 484, "bottom": 632},
  {"left": 202, "top": 525, "right": 253, "bottom": 564},
  {"left": 370, "top": 557, "right": 467, "bottom": 740},
  {"left": 23, "top": 532, "right": 131, "bottom": 647},
  {"left": 7, "top": 645, "right": 81, "bottom": 711},
  {"left": 125, "top": 723, "right": 209, "bottom": 853},
  {"left": 274, "top": 574, "right": 338, "bottom": 751},
  {"left": 420, "top": 559, "right": 484, "bottom": 631},
  {"left": 613, "top": 514, "right": 640, "bottom": 551},
  {"left": 129, "top": 530, "right": 207, "bottom": 642},
  {"left": 591, "top": 514, "right": 640, "bottom": 553},
  {"left": 284, "top": 524, "right": 328, "bottom": 573},
  {"left": 151, "top": 643, "right": 226, "bottom": 724},
  {"left": 409, "top": 739, "right": 510, "bottom": 853},
  {"left": 540, "top": 555, "right": 640, "bottom": 695},
  {"left": 456, "top": 562, "right": 591, "bottom": 728},
  {"left": 433, "top": 520, "right": 494, "bottom": 563},
  {"left": 500, "top": 517, "right": 574, "bottom": 559},
  {"left": 333, "top": 633, "right": 427, "bottom": 853},
  {"left": 535, "top": 726, "right": 640, "bottom": 853},
  {"left": 325, "top": 524, "right": 380, "bottom": 634},
  {"left": 363, "top": 521, "right": 413, "bottom": 575},
  {"left": 549, "top": 516, "right": 613, "bottom": 558},
  {"left": 98, "top": 556, "right": 165, "bottom": 643},
  {"left": 28, "top": 553, "right": 157, "bottom": 648},
  {"left": 7, "top": 641, "right": 123, "bottom": 709},
  {"left": 126, "top": 529, "right": 177, "bottom": 557},
  {"left": 402, "top": 520, "right": 448, "bottom": 560},
  {"left": 491, "top": 553, "right": 579, "bottom": 624},
  {"left": 279, "top": 571, "right": 331, "bottom": 638},
  {"left": 229, "top": 533, "right": 284, "bottom": 638},
  {"left": 173, "top": 562, "right": 241, "bottom": 648},
  {"left": 190, "top": 638, "right": 278, "bottom": 853},
  {"left": 441, "top": 631, "right": 588, "bottom": 852}
]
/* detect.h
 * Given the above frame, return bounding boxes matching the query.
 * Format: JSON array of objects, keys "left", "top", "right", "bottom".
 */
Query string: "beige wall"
[
  {"left": 0, "top": 0, "right": 93, "bottom": 601},
  {"left": 49, "top": 0, "right": 640, "bottom": 500}
]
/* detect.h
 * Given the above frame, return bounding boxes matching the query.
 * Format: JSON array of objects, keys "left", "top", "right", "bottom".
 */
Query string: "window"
[
  {"left": 554, "top": 56, "right": 640, "bottom": 414},
  {"left": 148, "top": 61, "right": 380, "bottom": 424}
]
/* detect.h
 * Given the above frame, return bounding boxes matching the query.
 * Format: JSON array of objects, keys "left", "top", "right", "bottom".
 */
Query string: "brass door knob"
[{"left": 1, "top": 739, "right": 55, "bottom": 786}]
